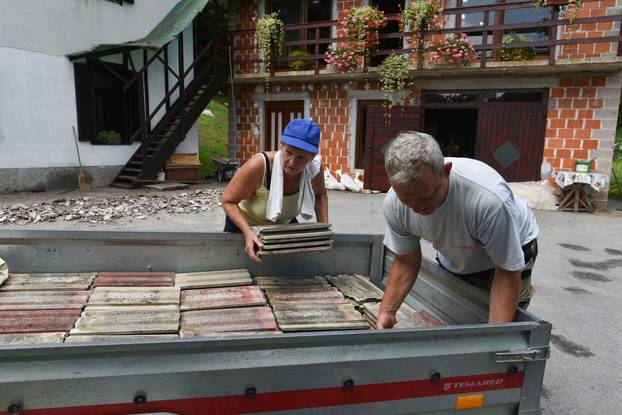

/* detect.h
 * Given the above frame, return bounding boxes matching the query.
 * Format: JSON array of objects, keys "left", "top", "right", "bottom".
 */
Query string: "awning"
[{"left": 68, "top": 0, "right": 209, "bottom": 60}]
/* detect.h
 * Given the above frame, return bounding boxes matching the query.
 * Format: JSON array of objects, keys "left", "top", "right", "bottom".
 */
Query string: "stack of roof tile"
[
  {"left": 178, "top": 269, "right": 278, "bottom": 337},
  {"left": 327, "top": 274, "right": 445, "bottom": 328},
  {"left": 252, "top": 223, "right": 334, "bottom": 256},
  {"left": 0, "top": 273, "right": 93, "bottom": 344},
  {"left": 258, "top": 276, "right": 369, "bottom": 332}
]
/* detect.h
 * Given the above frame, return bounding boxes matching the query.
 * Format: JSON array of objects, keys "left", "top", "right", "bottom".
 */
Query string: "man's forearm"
[
  {"left": 380, "top": 249, "right": 422, "bottom": 313},
  {"left": 314, "top": 193, "right": 328, "bottom": 223},
  {"left": 489, "top": 267, "right": 521, "bottom": 324}
]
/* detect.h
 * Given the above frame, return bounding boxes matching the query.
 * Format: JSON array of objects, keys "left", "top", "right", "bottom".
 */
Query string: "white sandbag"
[
  {"left": 324, "top": 168, "right": 345, "bottom": 190},
  {"left": 509, "top": 181, "right": 558, "bottom": 211},
  {"left": 0, "top": 257, "right": 8, "bottom": 286}
]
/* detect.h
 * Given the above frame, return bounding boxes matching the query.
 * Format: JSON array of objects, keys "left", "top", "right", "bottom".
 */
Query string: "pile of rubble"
[{"left": 0, "top": 189, "right": 223, "bottom": 225}]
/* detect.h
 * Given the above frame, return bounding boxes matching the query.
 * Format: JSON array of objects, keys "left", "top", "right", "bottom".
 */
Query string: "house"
[
  {"left": 0, "top": 0, "right": 226, "bottom": 191},
  {"left": 228, "top": 0, "right": 622, "bottom": 209}
]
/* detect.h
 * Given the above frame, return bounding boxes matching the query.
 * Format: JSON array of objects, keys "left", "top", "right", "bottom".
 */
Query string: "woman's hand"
[{"left": 244, "top": 231, "right": 264, "bottom": 263}]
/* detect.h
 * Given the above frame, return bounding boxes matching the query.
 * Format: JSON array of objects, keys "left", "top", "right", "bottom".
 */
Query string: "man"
[{"left": 378, "top": 132, "right": 539, "bottom": 326}]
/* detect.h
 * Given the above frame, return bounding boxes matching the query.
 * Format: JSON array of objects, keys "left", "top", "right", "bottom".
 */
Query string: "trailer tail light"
[{"left": 455, "top": 394, "right": 484, "bottom": 410}]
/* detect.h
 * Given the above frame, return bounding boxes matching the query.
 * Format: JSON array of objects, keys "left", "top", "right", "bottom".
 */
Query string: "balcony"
[{"left": 230, "top": 0, "right": 622, "bottom": 84}]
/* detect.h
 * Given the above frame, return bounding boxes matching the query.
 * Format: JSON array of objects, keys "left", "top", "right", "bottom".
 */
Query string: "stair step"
[
  {"left": 116, "top": 175, "right": 138, "bottom": 182},
  {"left": 128, "top": 161, "right": 143, "bottom": 167},
  {"left": 123, "top": 168, "right": 141, "bottom": 175},
  {"left": 110, "top": 182, "right": 135, "bottom": 189}
]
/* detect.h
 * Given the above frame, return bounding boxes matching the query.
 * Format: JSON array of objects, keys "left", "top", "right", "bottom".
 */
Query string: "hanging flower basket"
[
  {"left": 378, "top": 54, "right": 411, "bottom": 121},
  {"left": 255, "top": 12, "right": 285, "bottom": 74},
  {"left": 399, "top": 0, "right": 444, "bottom": 46}
]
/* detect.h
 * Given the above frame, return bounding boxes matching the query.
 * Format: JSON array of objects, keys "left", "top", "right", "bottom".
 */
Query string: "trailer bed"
[{"left": 0, "top": 230, "right": 550, "bottom": 414}]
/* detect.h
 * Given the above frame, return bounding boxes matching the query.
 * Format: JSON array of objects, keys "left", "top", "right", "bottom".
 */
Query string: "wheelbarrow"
[{"left": 211, "top": 156, "right": 240, "bottom": 182}]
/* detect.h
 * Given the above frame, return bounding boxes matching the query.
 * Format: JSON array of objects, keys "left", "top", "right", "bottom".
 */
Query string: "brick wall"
[
  {"left": 558, "top": 0, "right": 620, "bottom": 60},
  {"left": 229, "top": 0, "right": 260, "bottom": 74},
  {"left": 230, "top": 81, "right": 352, "bottom": 175},
  {"left": 544, "top": 74, "right": 620, "bottom": 208}
]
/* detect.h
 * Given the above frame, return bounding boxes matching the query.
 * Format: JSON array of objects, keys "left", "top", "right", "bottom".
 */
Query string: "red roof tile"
[{"left": 93, "top": 272, "right": 175, "bottom": 287}]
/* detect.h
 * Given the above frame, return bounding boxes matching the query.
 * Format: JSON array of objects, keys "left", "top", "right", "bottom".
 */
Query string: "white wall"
[
  {"left": 0, "top": 0, "right": 180, "bottom": 56},
  {"left": 0, "top": 47, "right": 139, "bottom": 169},
  {"left": 0, "top": 3, "right": 200, "bottom": 170}
]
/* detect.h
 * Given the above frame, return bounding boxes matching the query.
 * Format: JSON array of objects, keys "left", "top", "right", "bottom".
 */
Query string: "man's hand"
[
  {"left": 376, "top": 309, "right": 397, "bottom": 329},
  {"left": 244, "top": 232, "right": 263, "bottom": 263}
]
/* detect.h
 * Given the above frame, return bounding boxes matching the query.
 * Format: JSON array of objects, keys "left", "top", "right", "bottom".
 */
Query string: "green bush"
[
  {"left": 500, "top": 33, "right": 536, "bottom": 62},
  {"left": 96, "top": 130, "right": 122, "bottom": 144},
  {"left": 289, "top": 49, "right": 313, "bottom": 71}
]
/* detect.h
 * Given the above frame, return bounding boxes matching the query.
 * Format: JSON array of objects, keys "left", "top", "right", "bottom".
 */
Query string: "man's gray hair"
[{"left": 384, "top": 131, "right": 445, "bottom": 184}]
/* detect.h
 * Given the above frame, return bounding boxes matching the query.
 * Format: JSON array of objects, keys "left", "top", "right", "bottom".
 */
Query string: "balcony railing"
[{"left": 230, "top": 1, "right": 622, "bottom": 77}]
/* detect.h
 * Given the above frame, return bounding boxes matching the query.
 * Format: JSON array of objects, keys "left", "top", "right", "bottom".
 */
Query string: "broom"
[{"left": 72, "top": 126, "right": 90, "bottom": 192}]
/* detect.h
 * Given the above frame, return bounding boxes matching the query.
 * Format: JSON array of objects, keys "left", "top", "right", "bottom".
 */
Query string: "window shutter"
[{"left": 74, "top": 63, "right": 97, "bottom": 142}]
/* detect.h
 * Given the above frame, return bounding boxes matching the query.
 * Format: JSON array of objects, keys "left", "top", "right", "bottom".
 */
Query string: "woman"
[{"left": 221, "top": 118, "right": 328, "bottom": 263}]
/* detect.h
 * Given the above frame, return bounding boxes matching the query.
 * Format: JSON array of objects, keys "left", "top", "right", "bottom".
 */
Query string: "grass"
[
  {"left": 609, "top": 128, "right": 622, "bottom": 200},
  {"left": 198, "top": 94, "right": 229, "bottom": 178}
]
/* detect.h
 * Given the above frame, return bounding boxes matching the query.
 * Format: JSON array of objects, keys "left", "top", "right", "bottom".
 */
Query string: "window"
[
  {"left": 74, "top": 60, "right": 140, "bottom": 144},
  {"left": 457, "top": 0, "right": 550, "bottom": 58},
  {"left": 266, "top": 0, "right": 332, "bottom": 67},
  {"left": 369, "top": 0, "right": 404, "bottom": 66}
]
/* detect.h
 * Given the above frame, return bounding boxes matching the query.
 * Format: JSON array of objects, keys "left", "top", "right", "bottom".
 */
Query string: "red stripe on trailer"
[{"left": 15, "top": 371, "right": 524, "bottom": 414}]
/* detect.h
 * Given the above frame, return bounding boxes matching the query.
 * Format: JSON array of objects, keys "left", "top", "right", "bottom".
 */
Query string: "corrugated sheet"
[
  {"left": 181, "top": 286, "right": 266, "bottom": 311},
  {"left": 272, "top": 303, "right": 369, "bottom": 332},
  {"left": 0, "top": 332, "right": 66, "bottom": 345},
  {"left": 180, "top": 306, "right": 278, "bottom": 337},
  {"left": 175, "top": 269, "right": 252, "bottom": 289},
  {"left": 0, "top": 273, "right": 96, "bottom": 291},
  {"left": 64, "top": 334, "right": 179, "bottom": 343},
  {"left": 87, "top": 287, "right": 180, "bottom": 306},
  {"left": 93, "top": 272, "right": 175, "bottom": 287},
  {"left": 0, "top": 310, "right": 82, "bottom": 333},
  {"left": 0, "top": 291, "right": 90, "bottom": 310},
  {"left": 326, "top": 274, "right": 384, "bottom": 303},
  {"left": 265, "top": 287, "right": 348, "bottom": 304},
  {"left": 70, "top": 305, "right": 180, "bottom": 335}
]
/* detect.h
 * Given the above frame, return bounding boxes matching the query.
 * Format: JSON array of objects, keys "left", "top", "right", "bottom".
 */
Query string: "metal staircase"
[{"left": 111, "top": 33, "right": 227, "bottom": 188}]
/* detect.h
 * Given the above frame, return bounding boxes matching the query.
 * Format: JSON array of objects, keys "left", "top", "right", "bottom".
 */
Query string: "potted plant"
[
  {"left": 399, "top": 0, "right": 444, "bottom": 46},
  {"left": 533, "top": 0, "right": 582, "bottom": 22},
  {"left": 429, "top": 33, "right": 477, "bottom": 66},
  {"left": 288, "top": 49, "right": 313, "bottom": 71},
  {"left": 95, "top": 130, "right": 122, "bottom": 144},
  {"left": 324, "top": 45, "right": 361, "bottom": 73},
  {"left": 499, "top": 33, "right": 536, "bottom": 61},
  {"left": 378, "top": 54, "right": 411, "bottom": 121},
  {"left": 255, "top": 12, "right": 286, "bottom": 74}
]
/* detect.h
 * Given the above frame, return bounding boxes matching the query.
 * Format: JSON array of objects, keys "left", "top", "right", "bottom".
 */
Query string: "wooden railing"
[{"left": 230, "top": 1, "right": 622, "bottom": 77}]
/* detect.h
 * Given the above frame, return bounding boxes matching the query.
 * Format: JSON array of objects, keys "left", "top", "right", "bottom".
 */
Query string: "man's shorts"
[{"left": 439, "top": 239, "right": 538, "bottom": 309}]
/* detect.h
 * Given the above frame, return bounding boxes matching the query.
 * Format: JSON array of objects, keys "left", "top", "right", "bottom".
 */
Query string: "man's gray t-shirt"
[{"left": 383, "top": 158, "right": 539, "bottom": 274}]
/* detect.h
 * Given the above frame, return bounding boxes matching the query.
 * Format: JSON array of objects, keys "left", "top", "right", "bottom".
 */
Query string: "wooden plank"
[
  {"left": 175, "top": 269, "right": 252, "bottom": 289},
  {"left": 0, "top": 273, "right": 96, "bottom": 291},
  {"left": 0, "top": 310, "right": 82, "bottom": 334},
  {"left": 0, "top": 332, "right": 66, "bottom": 344},
  {"left": 71, "top": 305, "right": 180, "bottom": 335},
  {"left": 258, "top": 245, "right": 333, "bottom": 256},
  {"left": 87, "top": 287, "right": 180, "bottom": 306},
  {"left": 254, "top": 276, "right": 329, "bottom": 289},
  {"left": 65, "top": 334, "right": 179, "bottom": 343},
  {"left": 180, "top": 306, "right": 278, "bottom": 337},
  {"left": 265, "top": 287, "right": 347, "bottom": 304},
  {"left": 0, "top": 290, "right": 90, "bottom": 310},
  {"left": 93, "top": 272, "right": 175, "bottom": 287},
  {"left": 181, "top": 286, "right": 267, "bottom": 311},
  {"left": 327, "top": 274, "right": 384, "bottom": 303},
  {"left": 260, "top": 240, "right": 333, "bottom": 251}
]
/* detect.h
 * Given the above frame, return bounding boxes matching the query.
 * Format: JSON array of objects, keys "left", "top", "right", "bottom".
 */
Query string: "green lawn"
[
  {"left": 198, "top": 95, "right": 229, "bottom": 178},
  {"left": 609, "top": 127, "right": 622, "bottom": 200}
]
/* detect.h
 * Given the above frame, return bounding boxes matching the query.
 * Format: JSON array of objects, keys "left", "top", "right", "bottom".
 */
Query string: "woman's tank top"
[{"left": 238, "top": 153, "right": 300, "bottom": 225}]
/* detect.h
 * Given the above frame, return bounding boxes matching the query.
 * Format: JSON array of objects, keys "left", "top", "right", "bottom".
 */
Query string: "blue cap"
[{"left": 280, "top": 118, "right": 321, "bottom": 154}]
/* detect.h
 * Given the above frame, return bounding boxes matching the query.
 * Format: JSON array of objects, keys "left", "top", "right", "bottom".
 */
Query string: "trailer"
[{"left": 0, "top": 230, "right": 550, "bottom": 415}]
